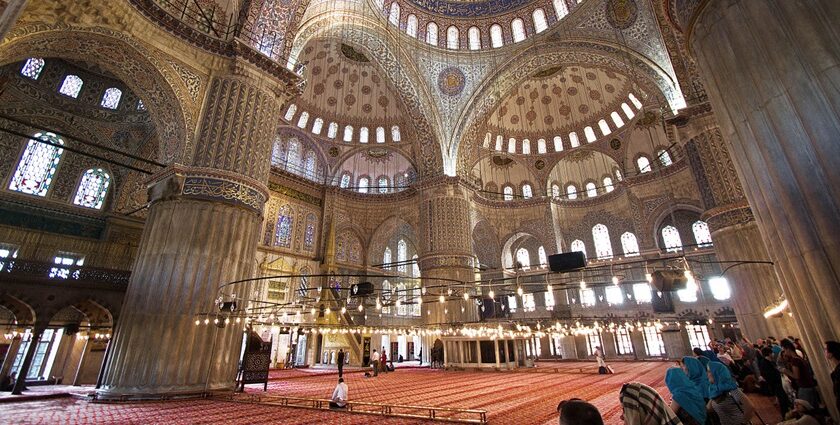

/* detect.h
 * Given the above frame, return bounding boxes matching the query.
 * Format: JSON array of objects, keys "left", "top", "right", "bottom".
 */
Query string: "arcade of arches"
[{"left": 0, "top": 0, "right": 838, "bottom": 423}]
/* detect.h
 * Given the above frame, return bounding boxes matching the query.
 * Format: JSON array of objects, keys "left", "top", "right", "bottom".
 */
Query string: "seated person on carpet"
[
  {"left": 619, "top": 382, "right": 682, "bottom": 425},
  {"left": 329, "top": 378, "right": 348, "bottom": 409},
  {"left": 664, "top": 367, "right": 706, "bottom": 425},
  {"left": 557, "top": 398, "right": 603, "bottom": 425},
  {"left": 779, "top": 399, "right": 823, "bottom": 425}
]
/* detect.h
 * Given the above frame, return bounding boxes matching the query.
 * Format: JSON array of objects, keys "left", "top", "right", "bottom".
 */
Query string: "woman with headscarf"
[
  {"left": 708, "top": 362, "right": 754, "bottom": 425},
  {"left": 619, "top": 382, "right": 683, "bottom": 425},
  {"left": 681, "top": 356, "right": 710, "bottom": 401},
  {"left": 665, "top": 368, "right": 707, "bottom": 425}
]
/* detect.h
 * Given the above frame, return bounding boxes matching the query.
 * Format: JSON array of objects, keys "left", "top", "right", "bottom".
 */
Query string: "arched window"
[
  {"left": 503, "top": 185, "right": 514, "bottom": 201},
  {"left": 412, "top": 254, "right": 420, "bottom": 277},
  {"left": 657, "top": 149, "right": 673, "bottom": 166},
  {"left": 343, "top": 125, "right": 354, "bottom": 142},
  {"left": 515, "top": 247, "right": 531, "bottom": 270},
  {"left": 508, "top": 138, "right": 516, "bottom": 153},
  {"left": 603, "top": 176, "right": 614, "bottom": 192},
  {"left": 411, "top": 283, "right": 421, "bottom": 315},
  {"left": 592, "top": 224, "right": 613, "bottom": 259},
  {"left": 615, "top": 168, "right": 623, "bottom": 181},
  {"left": 566, "top": 184, "right": 578, "bottom": 199},
  {"left": 522, "top": 183, "right": 533, "bottom": 199},
  {"left": 388, "top": 2, "right": 400, "bottom": 26},
  {"left": 537, "top": 139, "right": 547, "bottom": 154},
  {"left": 311, "top": 118, "right": 324, "bottom": 134},
  {"left": 621, "top": 102, "right": 635, "bottom": 120},
  {"left": 9, "top": 132, "right": 65, "bottom": 196},
  {"left": 553, "top": 136, "right": 563, "bottom": 152},
  {"left": 286, "top": 138, "right": 301, "bottom": 171},
  {"left": 490, "top": 24, "right": 504, "bottom": 48},
  {"left": 621, "top": 232, "right": 640, "bottom": 256},
  {"left": 296, "top": 111, "right": 309, "bottom": 128},
  {"left": 274, "top": 205, "right": 293, "bottom": 248},
  {"left": 570, "top": 239, "right": 587, "bottom": 258},
  {"left": 284, "top": 104, "right": 297, "bottom": 121},
  {"left": 637, "top": 155, "right": 651, "bottom": 173},
  {"left": 304, "top": 213, "right": 317, "bottom": 251},
  {"left": 511, "top": 18, "right": 526, "bottom": 42},
  {"left": 533, "top": 9, "right": 548, "bottom": 33},
  {"left": 397, "top": 239, "right": 407, "bottom": 273},
  {"left": 551, "top": 183, "right": 560, "bottom": 198},
  {"left": 340, "top": 172, "right": 352, "bottom": 188},
  {"left": 383, "top": 247, "right": 392, "bottom": 269},
  {"left": 21, "top": 58, "right": 45, "bottom": 80},
  {"left": 522, "top": 139, "right": 531, "bottom": 154},
  {"left": 73, "top": 168, "right": 110, "bottom": 209},
  {"left": 376, "top": 126, "right": 385, "bottom": 143},
  {"left": 358, "top": 176, "right": 369, "bottom": 193},
  {"left": 569, "top": 132, "right": 580, "bottom": 147},
  {"left": 391, "top": 126, "right": 401, "bottom": 142},
  {"left": 327, "top": 122, "right": 338, "bottom": 139},
  {"left": 585, "top": 182, "right": 597, "bottom": 197},
  {"left": 495, "top": 135, "right": 504, "bottom": 151},
  {"left": 359, "top": 127, "right": 369, "bottom": 144},
  {"left": 304, "top": 151, "right": 317, "bottom": 180},
  {"left": 598, "top": 119, "right": 611, "bottom": 136},
  {"left": 447, "top": 26, "right": 459, "bottom": 49},
  {"left": 553, "top": 0, "right": 569, "bottom": 19},
  {"left": 137, "top": 100, "right": 146, "bottom": 111},
  {"left": 271, "top": 137, "right": 285, "bottom": 166},
  {"left": 426, "top": 22, "right": 438, "bottom": 45},
  {"left": 378, "top": 176, "right": 389, "bottom": 193},
  {"left": 397, "top": 283, "right": 407, "bottom": 315},
  {"left": 382, "top": 280, "right": 392, "bottom": 314},
  {"left": 59, "top": 75, "right": 83, "bottom": 98},
  {"left": 629, "top": 93, "right": 643, "bottom": 109},
  {"left": 538, "top": 246, "right": 547, "bottom": 267},
  {"left": 101, "top": 88, "right": 122, "bottom": 109},
  {"left": 406, "top": 14, "right": 418, "bottom": 37},
  {"left": 611, "top": 111, "right": 625, "bottom": 128},
  {"left": 661, "top": 225, "right": 683, "bottom": 252},
  {"left": 692, "top": 220, "right": 713, "bottom": 247},
  {"left": 584, "top": 126, "right": 597, "bottom": 143},
  {"left": 468, "top": 27, "right": 481, "bottom": 50}
]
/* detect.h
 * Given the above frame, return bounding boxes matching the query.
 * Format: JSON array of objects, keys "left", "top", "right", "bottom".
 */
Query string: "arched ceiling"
[{"left": 484, "top": 64, "right": 633, "bottom": 139}]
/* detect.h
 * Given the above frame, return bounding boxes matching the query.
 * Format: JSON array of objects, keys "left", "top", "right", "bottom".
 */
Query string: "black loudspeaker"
[
  {"left": 548, "top": 252, "right": 587, "bottom": 273},
  {"left": 350, "top": 282, "right": 374, "bottom": 297},
  {"left": 652, "top": 290, "right": 675, "bottom": 313},
  {"left": 649, "top": 270, "right": 688, "bottom": 292},
  {"left": 480, "top": 298, "right": 499, "bottom": 319}
]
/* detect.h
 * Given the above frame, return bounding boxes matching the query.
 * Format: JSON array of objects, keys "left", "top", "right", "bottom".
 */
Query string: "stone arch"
[
  {"left": 0, "top": 25, "right": 192, "bottom": 164},
  {"left": 367, "top": 215, "right": 418, "bottom": 265},
  {"left": 453, "top": 41, "right": 676, "bottom": 176},
  {"left": 472, "top": 219, "right": 501, "bottom": 270},
  {"left": 649, "top": 203, "right": 704, "bottom": 250},
  {"left": 0, "top": 294, "right": 36, "bottom": 325},
  {"left": 289, "top": 15, "right": 443, "bottom": 176},
  {"left": 500, "top": 231, "right": 549, "bottom": 270}
]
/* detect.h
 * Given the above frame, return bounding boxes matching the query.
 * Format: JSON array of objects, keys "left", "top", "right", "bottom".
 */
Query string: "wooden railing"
[{"left": 212, "top": 392, "right": 488, "bottom": 424}]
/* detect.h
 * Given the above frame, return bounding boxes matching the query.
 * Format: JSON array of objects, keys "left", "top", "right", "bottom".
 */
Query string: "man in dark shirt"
[
  {"left": 337, "top": 349, "right": 345, "bottom": 377},
  {"left": 826, "top": 340, "right": 840, "bottom": 417},
  {"left": 759, "top": 346, "right": 790, "bottom": 416},
  {"left": 781, "top": 338, "right": 818, "bottom": 408}
]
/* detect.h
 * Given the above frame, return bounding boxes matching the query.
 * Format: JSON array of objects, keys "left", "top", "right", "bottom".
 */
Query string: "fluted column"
[
  {"left": 679, "top": 0, "right": 840, "bottom": 418},
  {"left": 417, "top": 179, "right": 478, "bottom": 325},
  {"left": 683, "top": 123, "right": 796, "bottom": 339},
  {"left": 98, "top": 62, "right": 288, "bottom": 398}
]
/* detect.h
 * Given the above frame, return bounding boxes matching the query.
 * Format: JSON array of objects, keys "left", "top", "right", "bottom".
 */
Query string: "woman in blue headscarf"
[
  {"left": 682, "top": 356, "right": 710, "bottom": 400},
  {"left": 708, "top": 362, "right": 754, "bottom": 424},
  {"left": 665, "top": 367, "right": 707, "bottom": 425}
]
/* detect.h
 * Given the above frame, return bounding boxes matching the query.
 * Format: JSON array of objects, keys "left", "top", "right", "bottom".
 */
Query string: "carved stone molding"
[{"left": 146, "top": 165, "right": 269, "bottom": 215}]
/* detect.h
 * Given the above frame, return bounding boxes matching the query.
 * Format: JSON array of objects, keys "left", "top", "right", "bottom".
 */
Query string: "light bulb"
[
  {"left": 612, "top": 276, "right": 619, "bottom": 285},
  {"left": 579, "top": 280, "right": 586, "bottom": 289},
  {"left": 340, "top": 307, "right": 347, "bottom": 314},
  {"left": 488, "top": 290, "right": 495, "bottom": 299},
  {"left": 195, "top": 320, "right": 200, "bottom": 326},
  {"left": 204, "top": 318, "right": 209, "bottom": 325},
  {"left": 358, "top": 304, "right": 364, "bottom": 312},
  {"left": 517, "top": 286, "right": 524, "bottom": 296},
  {"left": 463, "top": 292, "right": 469, "bottom": 301},
  {"left": 546, "top": 284, "right": 552, "bottom": 293},
  {"left": 439, "top": 294, "right": 445, "bottom": 303},
  {"left": 325, "top": 307, "right": 331, "bottom": 314},
  {"left": 645, "top": 273, "right": 652, "bottom": 283},
  {"left": 447, "top": 288, "right": 453, "bottom": 296}
]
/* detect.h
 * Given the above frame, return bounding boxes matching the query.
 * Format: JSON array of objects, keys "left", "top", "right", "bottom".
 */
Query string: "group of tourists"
[{"left": 559, "top": 337, "right": 840, "bottom": 425}]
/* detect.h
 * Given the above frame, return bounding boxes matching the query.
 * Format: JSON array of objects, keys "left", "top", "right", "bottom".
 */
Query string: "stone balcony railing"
[{"left": 0, "top": 258, "right": 131, "bottom": 287}]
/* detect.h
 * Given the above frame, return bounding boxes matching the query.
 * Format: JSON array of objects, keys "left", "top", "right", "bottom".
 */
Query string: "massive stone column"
[
  {"left": 682, "top": 116, "right": 796, "bottom": 339},
  {"left": 676, "top": 0, "right": 840, "bottom": 418},
  {"left": 0, "top": 0, "right": 28, "bottom": 40},
  {"left": 97, "top": 62, "right": 290, "bottom": 398}
]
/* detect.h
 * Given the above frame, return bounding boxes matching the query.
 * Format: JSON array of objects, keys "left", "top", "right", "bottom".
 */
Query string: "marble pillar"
[
  {"left": 679, "top": 1, "right": 840, "bottom": 417},
  {"left": 683, "top": 121, "right": 796, "bottom": 339},
  {"left": 11, "top": 324, "right": 45, "bottom": 394},
  {"left": 97, "top": 67, "right": 287, "bottom": 398},
  {"left": 0, "top": 0, "right": 28, "bottom": 40}
]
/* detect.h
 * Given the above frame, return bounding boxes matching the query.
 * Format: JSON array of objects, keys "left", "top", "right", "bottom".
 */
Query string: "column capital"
[{"left": 146, "top": 164, "right": 269, "bottom": 216}]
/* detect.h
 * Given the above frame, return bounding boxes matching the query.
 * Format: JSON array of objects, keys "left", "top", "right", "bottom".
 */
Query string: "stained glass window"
[
  {"left": 343, "top": 125, "right": 354, "bottom": 142},
  {"left": 606, "top": 286, "right": 624, "bottom": 305},
  {"left": 693, "top": 220, "right": 713, "bottom": 247},
  {"left": 598, "top": 119, "right": 611, "bottom": 136},
  {"left": 584, "top": 126, "right": 597, "bottom": 143},
  {"left": 21, "top": 58, "right": 45, "bottom": 80},
  {"left": 622, "top": 102, "right": 635, "bottom": 120},
  {"left": 522, "top": 139, "right": 531, "bottom": 154},
  {"left": 397, "top": 239, "right": 407, "bottom": 273},
  {"left": 73, "top": 168, "right": 110, "bottom": 209},
  {"left": 447, "top": 26, "right": 459, "bottom": 49},
  {"left": 611, "top": 111, "right": 625, "bottom": 128},
  {"left": 586, "top": 182, "right": 597, "bottom": 197},
  {"left": 503, "top": 185, "right": 514, "bottom": 201},
  {"left": 637, "top": 156, "right": 651, "bottom": 173},
  {"left": 412, "top": 255, "right": 420, "bottom": 277},
  {"left": 406, "top": 14, "right": 418, "bottom": 37},
  {"left": 287, "top": 139, "right": 301, "bottom": 172},
  {"left": 297, "top": 111, "right": 309, "bottom": 128},
  {"left": 511, "top": 18, "right": 526, "bottom": 42},
  {"left": 358, "top": 176, "right": 369, "bottom": 193},
  {"left": 311, "top": 118, "right": 323, "bottom": 134},
  {"left": 391, "top": 126, "right": 401, "bottom": 142},
  {"left": 533, "top": 9, "right": 548, "bottom": 33},
  {"left": 571, "top": 239, "right": 587, "bottom": 257},
  {"left": 551, "top": 184, "right": 560, "bottom": 198},
  {"left": 629, "top": 93, "right": 643, "bottom": 109},
  {"left": 468, "top": 27, "right": 481, "bottom": 50},
  {"left": 508, "top": 138, "right": 516, "bottom": 153},
  {"left": 615, "top": 168, "right": 623, "bottom": 181},
  {"left": 340, "top": 172, "right": 351, "bottom": 188},
  {"left": 271, "top": 137, "right": 285, "bottom": 166},
  {"left": 327, "top": 122, "right": 338, "bottom": 139},
  {"left": 274, "top": 205, "right": 293, "bottom": 248},
  {"left": 515, "top": 248, "right": 530, "bottom": 270},
  {"left": 544, "top": 288, "right": 555, "bottom": 309},
  {"left": 657, "top": 149, "right": 673, "bottom": 167},
  {"left": 383, "top": 247, "right": 392, "bottom": 269},
  {"left": 592, "top": 224, "right": 613, "bottom": 259},
  {"left": 490, "top": 24, "right": 504, "bottom": 48},
  {"left": 101, "top": 87, "right": 122, "bottom": 109},
  {"left": 59, "top": 75, "right": 83, "bottom": 98},
  {"left": 554, "top": 136, "right": 563, "bottom": 152},
  {"left": 426, "top": 22, "right": 438, "bottom": 45},
  {"left": 137, "top": 99, "right": 146, "bottom": 111},
  {"left": 378, "top": 176, "right": 389, "bottom": 193},
  {"left": 633, "top": 283, "right": 652, "bottom": 303},
  {"left": 566, "top": 184, "right": 578, "bottom": 199},
  {"left": 304, "top": 213, "right": 316, "bottom": 251},
  {"left": 553, "top": 0, "right": 569, "bottom": 19},
  {"left": 304, "top": 151, "right": 316, "bottom": 180},
  {"left": 359, "top": 127, "right": 369, "bottom": 144},
  {"left": 376, "top": 127, "right": 385, "bottom": 144},
  {"left": 621, "top": 232, "right": 640, "bottom": 256},
  {"left": 538, "top": 246, "right": 547, "bottom": 267},
  {"left": 382, "top": 280, "right": 392, "bottom": 314},
  {"left": 522, "top": 183, "right": 532, "bottom": 199},
  {"left": 603, "top": 177, "right": 614, "bottom": 192},
  {"left": 388, "top": 2, "right": 400, "bottom": 26},
  {"left": 662, "top": 225, "right": 683, "bottom": 252},
  {"left": 9, "top": 132, "right": 65, "bottom": 196},
  {"left": 284, "top": 104, "right": 297, "bottom": 121},
  {"left": 537, "top": 138, "right": 547, "bottom": 154},
  {"left": 569, "top": 132, "right": 580, "bottom": 147}
]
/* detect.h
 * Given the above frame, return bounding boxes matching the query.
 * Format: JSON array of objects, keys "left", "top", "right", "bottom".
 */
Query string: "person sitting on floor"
[
  {"left": 619, "top": 382, "right": 682, "bottom": 425},
  {"left": 329, "top": 377, "right": 348, "bottom": 409},
  {"left": 557, "top": 398, "right": 604, "bottom": 425},
  {"left": 779, "top": 399, "right": 822, "bottom": 425},
  {"left": 708, "top": 361, "right": 755, "bottom": 425},
  {"left": 665, "top": 367, "right": 706, "bottom": 425}
]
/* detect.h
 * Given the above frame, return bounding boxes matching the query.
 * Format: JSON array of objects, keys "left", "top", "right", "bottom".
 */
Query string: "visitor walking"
[
  {"left": 619, "top": 382, "right": 682, "bottom": 425},
  {"left": 329, "top": 378, "right": 348, "bottom": 409},
  {"left": 337, "top": 348, "right": 345, "bottom": 377},
  {"left": 557, "top": 398, "right": 604, "bottom": 425},
  {"left": 664, "top": 367, "right": 706, "bottom": 425},
  {"left": 381, "top": 347, "right": 388, "bottom": 373},
  {"left": 371, "top": 349, "right": 380, "bottom": 377}
]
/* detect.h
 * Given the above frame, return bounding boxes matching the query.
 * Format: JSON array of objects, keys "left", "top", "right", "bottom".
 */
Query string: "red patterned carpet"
[{"left": 0, "top": 361, "right": 782, "bottom": 424}]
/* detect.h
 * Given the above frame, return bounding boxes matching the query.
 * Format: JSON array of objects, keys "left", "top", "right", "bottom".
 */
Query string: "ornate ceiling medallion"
[
  {"left": 437, "top": 67, "right": 466, "bottom": 97},
  {"left": 605, "top": 0, "right": 639, "bottom": 30}
]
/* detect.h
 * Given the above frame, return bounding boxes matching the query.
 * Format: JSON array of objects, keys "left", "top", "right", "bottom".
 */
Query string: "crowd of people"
[{"left": 558, "top": 337, "right": 840, "bottom": 425}]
